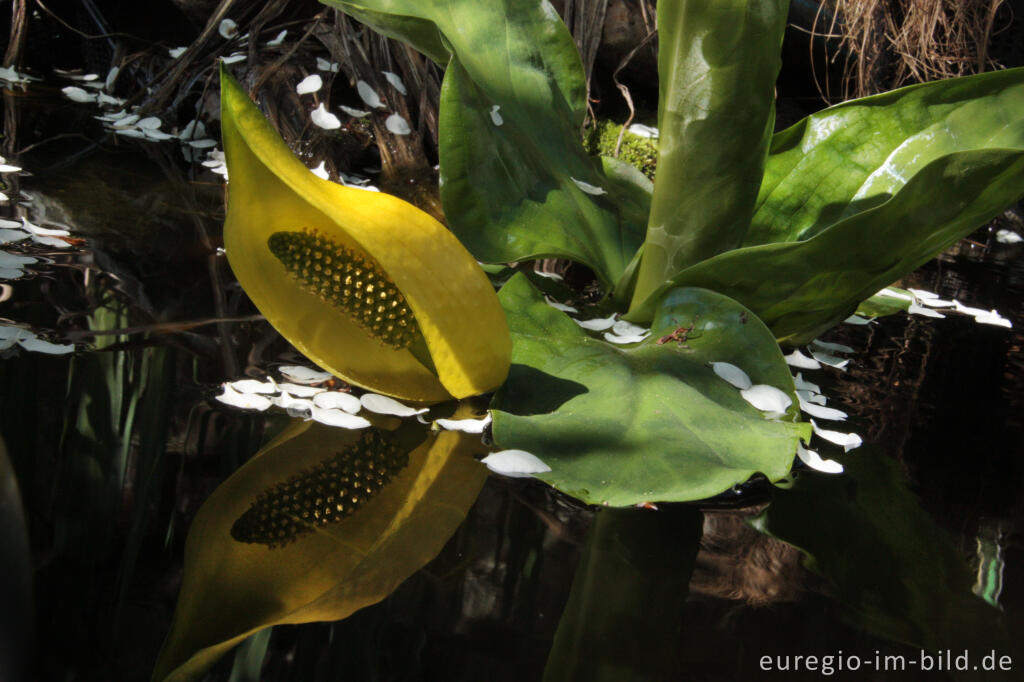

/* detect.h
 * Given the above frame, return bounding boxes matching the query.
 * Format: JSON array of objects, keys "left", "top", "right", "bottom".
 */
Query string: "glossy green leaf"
[
  {"left": 630, "top": 0, "right": 787, "bottom": 307},
  {"left": 750, "top": 450, "right": 1008, "bottom": 651},
  {"left": 491, "top": 274, "right": 809, "bottom": 506},
  {"left": 749, "top": 68, "right": 1024, "bottom": 245},
  {"left": 326, "top": 0, "right": 645, "bottom": 289},
  {"left": 152, "top": 417, "right": 487, "bottom": 681},
  {"left": 630, "top": 150, "right": 1024, "bottom": 344}
]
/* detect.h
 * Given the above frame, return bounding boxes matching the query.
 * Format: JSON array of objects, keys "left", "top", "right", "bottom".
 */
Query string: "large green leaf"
[
  {"left": 750, "top": 451, "right": 1009, "bottom": 652},
  {"left": 326, "top": 0, "right": 645, "bottom": 289},
  {"left": 491, "top": 274, "right": 809, "bottom": 506},
  {"left": 152, "top": 417, "right": 487, "bottom": 681},
  {"left": 749, "top": 68, "right": 1024, "bottom": 245},
  {"left": 630, "top": 0, "right": 787, "bottom": 307},
  {"left": 630, "top": 150, "right": 1024, "bottom": 343}
]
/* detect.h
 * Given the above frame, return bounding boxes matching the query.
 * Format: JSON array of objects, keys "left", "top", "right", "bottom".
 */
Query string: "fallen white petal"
[
  {"left": 811, "top": 420, "right": 863, "bottom": 452},
  {"left": 784, "top": 349, "right": 821, "bottom": 370},
  {"left": 275, "top": 382, "right": 325, "bottom": 397},
  {"left": 104, "top": 66, "right": 119, "bottom": 91},
  {"left": 112, "top": 114, "right": 140, "bottom": 128},
  {"left": 489, "top": 105, "right": 503, "bottom": 126},
  {"left": 0, "top": 267, "right": 24, "bottom": 279},
  {"left": 31, "top": 235, "right": 71, "bottom": 248},
  {"left": 382, "top": 70, "right": 407, "bottom": 95},
  {"left": 62, "top": 86, "right": 96, "bottom": 103},
  {"left": 385, "top": 113, "right": 411, "bottom": 135},
  {"left": 266, "top": 29, "right": 288, "bottom": 46},
  {"left": 740, "top": 384, "right": 792, "bottom": 413},
  {"left": 877, "top": 287, "right": 914, "bottom": 301},
  {"left": 271, "top": 392, "right": 314, "bottom": 414},
  {"left": 22, "top": 218, "right": 70, "bottom": 237},
  {"left": 312, "top": 391, "right": 362, "bottom": 414},
  {"left": 220, "top": 54, "right": 247, "bottom": 65},
  {"left": 973, "top": 310, "right": 1012, "bottom": 328},
  {"left": 575, "top": 314, "right": 617, "bottom": 331},
  {"left": 798, "top": 394, "right": 847, "bottom": 420},
  {"left": 0, "top": 192, "right": 9, "bottom": 202},
  {"left": 612, "top": 319, "right": 648, "bottom": 337},
  {"left": 216, "top": 384, "right": 272, "bottom": 410},
  {"left": 357, "top": 80, "right": 384, "bottom": 108},
  {"left": 360, "top": 393, "right": 428, "bottom": 417},
  {"left": 316, "top": 57, "right": 340, "bottom": 72},
  {"left": 0, "top": 218, "right": 23, "bottom": 228},
  {"left": 114, "top": 128, "right": 146, "bottom": 139},
  {"left": 228, "top": 379, "right": 277, "bottom": 394},
  {"left": 710, "top": 361, "right": 752, "bottom": 390},
  {"left": 296, "top": 74, "right": 322, "bottom": 95},
  {"left": 168, "top": 46, "right": 187, "bottom": 58},
  {"left": 0, "top": 326, "right": 33, "bottom": 350},
  {"left": 278, "top": 365, "right": 332, "bottom": 384},
  {"left": 995, "top": 229, "right": 1022, "bottom": 244},
  {"left": 626, "top": 123, "right": 659, "bottom": 138},
  {"left": 339, "top": 104, "right": 370, "bottom": 118},
  {"left": 310, "top": 407, "right": 371, "bottom": 429},
  {"left": 0, "top": 165, "right": 19, "bottom": 174},
  {"left": 844, "top": 315, "right": 873, "bottom": 325},
  {"left": 811, "top": 338, "right": 855, "bottom": 354},
  {"left": 796, "top": 389, "right": 827, "bottom": 406},
  {"left": 310, "top": 161, "right": 329, "bottom": 180},
  {"left": 545, "top": 297, "right": 577, "bottom": 313},
  {"left": 908, "top": 303, "right": 945, "bottom": 319},
  {"left": 97, "top": 93, "right": 125, "bottom": 107},
  {"left": 17, "top": 336, "right": 74, "bottom": 354},
  {"left": 481, "top": 449, "right": 551, "bottom": 478},
  {"left": 792, "top": 372, "right": 821, "bottom": 394},
  {"left": 311, "top": 103, "right": 342, "bottom": 130},
  {"left": 796, "top": 442, "right": 844, "bottom": 474},
  {"left": 143, "top": 129, "right": 175, "bottom": 141},
  {"left": 533, "top": 270, "right": 563, "bottom": 281},
  {"left": 953, "top": 300, "right": 987, "bottom": 317},
  {"left": 570, "top": 177, "right": 606, "bottom": 195},
  {"left": 604, "top": 331, "right": 651, "bottom": 344},
  {"left": 0, "top": 229, "right": 29, "bottom": 243},
  {"left": 188, "top": 138, "right": 218, "bottom": 148},
  {"left": 435, "top": 414, "right": 492, "bottom": 434},
  {"left": 0, "top": 251, "right": 37, "bottom": 266},
  {"left": 218, "top": 18, "right": 239, "bottom": 39},
  {"left": 136, "top": 116, "right": 162, "bottom": 130},
  {"left": 810, "top": 350, "right": 849, "bottom": 370}
]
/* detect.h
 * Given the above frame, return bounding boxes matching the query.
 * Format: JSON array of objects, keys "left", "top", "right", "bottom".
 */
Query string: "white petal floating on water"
[
  {"left": 0, "top": 267, "right": 24, "bottom": 279},
  {"left": 973, "top": 310, "right": 1013, "bottom": 328},
  {"left": 360, "top": 392, "right": 428, "bottom": 417},
  {"left": 228, "top": 379, "right": 277, "bottom": 394},
  {"left": 114, "top": 128, "right": 146, "bottom": 138},
  {"left": 17, "top": 335, "right": 75, "bottom": 354},
  {"left": 844, "top": 314, "right": 874, "bottom": 326},
  {"left": 382, "top": 70, "right": 407, "bottom": 95},
  {"left": 278, "top": 365, "right": 332, "bottom": 384},
  {"left": 570, "top": 177, "right": 607, "bottom": 195},
  {"left": 275, "top": 382, "right": 325, "bottom": 398},
  {"left": 310, "top": 407, "right": 371, "bottom": 429},
  {"left": 612, "top": 319, "right": 648, "bottom": 337},
  {"left": 356, "top": 80, "right": 384, "bottom": 108},
  {"left": 604, "top": 331, "right": 651, "bottom": 344},
  {"left": 995, "top": 229, "right": 1023, "bottom": 244},
  {"left": 435, "top": 414, "right": 492, "bottom": 434},
  {"left": 312, "top": 391, "right": 362, "bottom": 414},
  {"left": 545, "top": 297, "right": 577, "bottom": 313},
  {"left": 796, "top": 442, "right": 844, "bottom": 474},
  {"left": 310, "top": 161, "right": 329, "bottom": 180},
  {"left": 710, "top": 361, "right": 752, "bottom": 390},
  {"left": 575, "top": 314, "right": 617, "bottom": 331},
  {"left": 797, "top": 393, "right": 847, "bottom": 421},
  {"left": 792, "top": 372, "right": 821, "bottom": 394},
  {"left": 811, "top": 338, "right": 855, "bottom": 354},
  {"left": 221, "top": 53, "right": 247, "bottom": 65},
  {"left": 144, "top": 129, "right": 175, "bottom": 141},
  {"left": 877, "top": 287, "right": 914, "bottom": 301},
  {"left": 626, "top": 123, "right": 659, "bottom": 138},
  {"left": 21, "top": 218, "right": 70, "bottom": 237},
  {"left": 296, "top": 74, "right": 322, "bottom": 95},
  {"left": 809, "top": 350, "right": 849, "bottom": 370},
  {"left": 796, "top": 389, "right": 827, "bottom": 406},
  {"left": 784, "top": 349, "right": 821, "bottom": 370},
  {"left": 740, "top": 384, "right": 792, "bottom": 414},
  {"left": 97, "top": 93, "right": 125, "bottom": 107},
  {"left": 111, "top": 114, "right": 140, "bottom": 128},
  {"left": 62, "top": 86, "right": 96, "bottom": 103},
  {"left": 266, "top": 29, "right": 288, "bottom": 46},
  {"left": 0, "top": 229, "right": 29, "bottom": 243},
  {"left": 136, "top": 116, "right": 162, "bottom": 130},
  {"left": 316, "top": 57, "right": 340, "bottom": 72},
  {"left": 216, "top": 384, "right": 272, "bottom": 411},
  {"left": 907, "top": 303, "right": 945, "bottom": 319},
  {"left": 339, "top": 104, "right": 370, "bottom": 118},
  {"left": 219, "top": 18, "right": 239, "bottom": 39},
  {"left": 489, "top": 105, "right": 503, "bottom": 126},
  {"left": 31, "top": 235, "right": 71, "bottom": 248},
  {"left": 311, "top": 103, "right": 341, "bottom": 130},
  {"left": 811, "top": 419, "right": 863, "bottom": 452},
  {"left": 385, "top": 113, "right": 411, "bottom": 135},
  {"left": 0, "top": 251, "right": 37, "bottom": 267},
  {"left": 271, "top": 391, "right": 315, "bottom": 415},
  {"left": 481, "top": 449, "right": 551, "bottom": 478}
]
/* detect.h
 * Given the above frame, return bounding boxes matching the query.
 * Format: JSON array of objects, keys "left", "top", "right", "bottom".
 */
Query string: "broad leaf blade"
[
  {"left": 630, "top": 0, "right": 787, "bottom": 306},
  {"left": 328, "top": 0, "right": 645, "bottom": 288},
  {"left": 492, "top": 274, "right": 809, "bottom": 506},
  {"left": 152, "top": 419, "right": 486, "bottom": 681},
  {"left": 631, "top": 149, "right": 1024, "bottom": 343},
  {"left": 749, "top": 68, "right": 1024, "bottom": 245}
]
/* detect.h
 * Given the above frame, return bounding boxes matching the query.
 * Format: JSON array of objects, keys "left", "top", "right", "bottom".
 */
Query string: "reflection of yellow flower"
[
  {"left": 152, "top": 415, "right": 488, "bottom": 681},
  {"left": 220, "top": 69, "right": 510, "bottom": 402}
]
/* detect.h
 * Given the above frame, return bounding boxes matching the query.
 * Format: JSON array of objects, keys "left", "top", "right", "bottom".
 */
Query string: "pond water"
[{"left": 2, "top": 82, "right": 1023, "bottom": 682}]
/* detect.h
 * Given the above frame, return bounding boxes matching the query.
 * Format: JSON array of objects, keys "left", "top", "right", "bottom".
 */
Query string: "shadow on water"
[{"left": 1, "top": 86, "right": 1023, "bottom": 682}]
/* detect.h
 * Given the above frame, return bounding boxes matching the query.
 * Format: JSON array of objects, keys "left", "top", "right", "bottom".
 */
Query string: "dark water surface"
[{"left": 1, "top": 91, "right": 1023, "bottom": 682}]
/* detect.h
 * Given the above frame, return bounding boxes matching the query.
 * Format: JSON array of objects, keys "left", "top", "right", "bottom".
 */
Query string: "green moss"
[{"left": 583, "top": 120, "right": 658, "bottom": 180}]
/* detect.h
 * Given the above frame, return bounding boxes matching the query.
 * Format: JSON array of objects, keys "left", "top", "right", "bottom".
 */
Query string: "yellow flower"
[{"left": 220, "top": 69, "right": 510, "bottom": 402}]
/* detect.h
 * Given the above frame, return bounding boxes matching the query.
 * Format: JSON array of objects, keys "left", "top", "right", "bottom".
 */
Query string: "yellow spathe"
[{"left": 220, "top": 69, "right": 510, "bottom": 402}]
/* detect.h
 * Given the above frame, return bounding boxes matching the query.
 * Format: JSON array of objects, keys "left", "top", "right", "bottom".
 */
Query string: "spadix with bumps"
[{"left": 219, "top": 68, "right": 510, "bottom": 403}]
